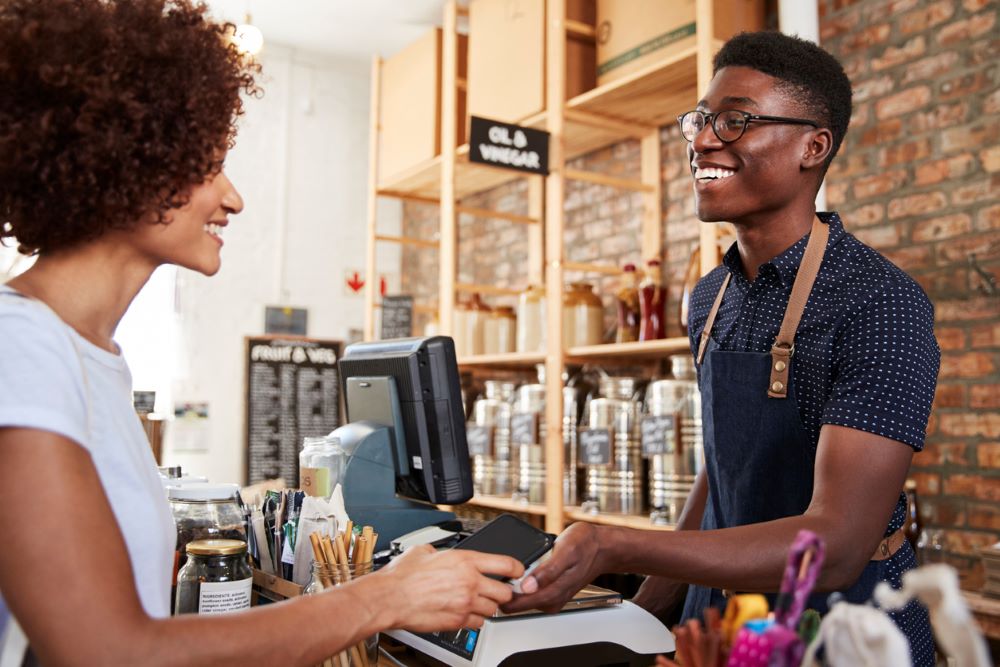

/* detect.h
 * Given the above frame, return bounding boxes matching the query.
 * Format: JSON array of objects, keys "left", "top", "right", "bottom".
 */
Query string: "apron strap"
[
  {"left": 768, "top": 215, "right": 829, "bottom": 399},
  {"left": 696, "top": 272, "right": 731, "bottom": 365}
]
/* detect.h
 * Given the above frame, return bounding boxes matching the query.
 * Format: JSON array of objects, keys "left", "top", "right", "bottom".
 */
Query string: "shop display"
[
  {"left": 470, "top": 380, "right": 516, "bottom": 496},
  {"left": 169, "top": 483, "right": 246, "bottom": 584},
  {"left": 639, "top": 259, "right": 666, "bottom": 341},
  {"left": 563, "top": 281, "right": 604, "bottom": 348},
  {"left": 513, "top": 382, "right": 547, "bottom": 504},
  {"left": 516, "top": 284, "right": 546, "bottom": 353},
  {"left": 175, "top": 539, "right": 253, "bottom": 615},
  {"left": 645, "top": 355, "right": 703, "bottom": 525},
  {"left": 484, "top": 305, "right": 517, "bottom": 355},
  {"left": 615, "top": 263, "right": 641, "bottom": 343},
  {"left": 298, "top": 435, "right": 345, "bottom": 498},
  {"left": 581, "top": 376, "right": 644, "bottom": 515}
]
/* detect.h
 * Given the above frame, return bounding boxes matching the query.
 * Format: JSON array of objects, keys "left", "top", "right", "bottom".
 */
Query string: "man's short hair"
[{"left": 713, "top": 31, "right": 853, "bottom": 171}]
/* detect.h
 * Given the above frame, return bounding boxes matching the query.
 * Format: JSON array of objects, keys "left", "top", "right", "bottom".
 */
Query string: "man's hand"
[
  {"left": 500, "top": 522, "right": 604, "bottom": 614},
  {"left": 631, "top": 575, "right": 688, "bottom": 625}
]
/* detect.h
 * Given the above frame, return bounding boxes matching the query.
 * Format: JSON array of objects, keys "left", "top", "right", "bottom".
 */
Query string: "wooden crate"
[
  {"left": 596, "top": 0, "right": 764, "bottom": 86},
  {"left": 467, "top": 0, "right": 597, "bottom": 124}
]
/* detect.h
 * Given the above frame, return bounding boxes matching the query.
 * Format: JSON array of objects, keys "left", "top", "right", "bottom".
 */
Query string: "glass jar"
[
  {"left": 175, "top": 539, "right": 253, "bottom": 615},
  {"left": 563, "top": 282, "right": 604, "bottom": 348},
  {"left": 639, "top": 259, "right": 666, "bottom": 341},
  {"left": 299, "top": 435, "right": 345, "bottom": 498},
  {"left": 615, "top": 264, "right": 641, "bottom": 344},
  {"left": 169, "top": 483, "right": 246, "bottom": 576},
  {"left": 463, "top": 293, "right": 490, "bottom": 357},
  {"left": 516, "top": 284, "right": 546, "bottom": 353},
  {"left": 305, "top": 561, "right": 378, "bottom": 665},
  {"left": 484, "top": 306, "right": 517, "bottom": 355}
]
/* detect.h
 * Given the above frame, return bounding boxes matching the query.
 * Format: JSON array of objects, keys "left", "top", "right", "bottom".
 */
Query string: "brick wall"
[{"left": 400, "top": 0, "right": 999, "bottom": 585}]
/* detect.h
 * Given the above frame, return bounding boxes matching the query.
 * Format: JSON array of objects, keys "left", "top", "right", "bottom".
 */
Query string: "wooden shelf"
[
  {"left": 459, "top": 495, "right": 548, "bottom": 516},
  {"left": 565, "top": 507, "right": 676, "bottom": 532},
  {"left": 457, "top": 352, "right": 546, "bottom": 369},
  {"left": 566, "top": 337, "right": 690, "bottom": 362}
]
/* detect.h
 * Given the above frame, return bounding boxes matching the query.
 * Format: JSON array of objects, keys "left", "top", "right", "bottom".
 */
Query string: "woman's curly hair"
[{"left": 0, "top": 0, "right": 260, "bottom": 255}]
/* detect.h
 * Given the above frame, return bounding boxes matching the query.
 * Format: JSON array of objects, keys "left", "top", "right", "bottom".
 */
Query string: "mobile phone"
[{"left": 452, "top": 514, "right": 554, "bottom": 580}]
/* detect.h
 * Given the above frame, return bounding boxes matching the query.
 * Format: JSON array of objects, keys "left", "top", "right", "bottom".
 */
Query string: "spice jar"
[
  {"left": 615, "top": 264, "right": 641, "bottom": 344},
  {"left": 299, "top": 435, "right": 345, "bottom": 498},
  {"left": 305, "top": 561, "right": 378, "bottom": 665},
  {"left": 516, "top": 284, "right": 546, "bottom": 353},
  {"left": 563, "top": 282, "right": 604, "bottom": 348},
  {"left": 484, "top": 306, "right": 516, "bottom": 355},
  {"left": 175, "top": 539, "right": 253, "bottom": 615}
]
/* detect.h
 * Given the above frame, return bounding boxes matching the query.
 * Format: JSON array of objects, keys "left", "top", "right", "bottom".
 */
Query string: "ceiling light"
[{"left": 234, "top": 13, "right": 263, "bottom": 56}]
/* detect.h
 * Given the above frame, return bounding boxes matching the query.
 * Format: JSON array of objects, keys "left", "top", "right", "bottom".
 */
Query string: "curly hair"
[
  {"left": 0, "top": 0, "right": 260, "bottom": 255},
  {"left": 714, "top": 31, "right": 853, "bottom": 171}
]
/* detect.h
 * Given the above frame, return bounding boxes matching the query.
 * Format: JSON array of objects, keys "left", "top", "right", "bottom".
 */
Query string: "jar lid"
[
  {"left": 167, "top": 482, "right": 240, "bottom": 501},
  {"left": 186, "top": 539, "right": 247, "bottom": 556}
]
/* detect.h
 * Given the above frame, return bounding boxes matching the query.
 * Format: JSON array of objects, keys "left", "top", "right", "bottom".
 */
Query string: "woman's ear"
[{"left": 802, "top": 128, "right": 834, "bottom": 171}]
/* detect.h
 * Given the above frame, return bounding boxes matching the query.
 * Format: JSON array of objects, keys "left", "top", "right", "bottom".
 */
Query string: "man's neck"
[{"left": 732, "top": 204, "right": 817, "bottom": 282}]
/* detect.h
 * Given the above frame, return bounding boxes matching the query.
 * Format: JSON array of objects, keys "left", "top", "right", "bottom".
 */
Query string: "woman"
[{"left": 0, "top": 1, "right": 522, "bottom": 664}]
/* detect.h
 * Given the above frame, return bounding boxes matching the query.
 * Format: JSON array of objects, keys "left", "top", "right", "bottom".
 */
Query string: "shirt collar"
[{"left": 722, "top": 212, "right": 845, "bottom": 287}]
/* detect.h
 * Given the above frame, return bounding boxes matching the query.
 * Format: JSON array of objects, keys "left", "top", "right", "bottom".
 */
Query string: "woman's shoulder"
[{"left": 0, "top": 287, "right": 77, "bottom": 350}]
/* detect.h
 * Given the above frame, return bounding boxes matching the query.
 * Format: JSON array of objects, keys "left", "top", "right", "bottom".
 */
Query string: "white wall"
[{"left": 157, "top": 45, "right": 401, "bottom": 484}]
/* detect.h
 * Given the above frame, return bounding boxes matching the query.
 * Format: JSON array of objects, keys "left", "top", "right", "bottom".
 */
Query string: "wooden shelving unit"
[{"left": 366, "top": 0, "right": 758, "bottom": 534}]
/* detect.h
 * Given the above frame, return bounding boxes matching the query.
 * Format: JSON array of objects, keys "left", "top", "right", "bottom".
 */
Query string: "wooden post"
[
  {"left": 528, "top": 177, "right": 544, "bottom": 285},
  {"left": 364, "top": 56, "right": 382, "bottom": 341},
  {"left": 640, "top": 131, "right": 662, "bottom": 260},
  {"left": 696, "top": 0, "right": 719, "bottom": 276},
  {"left": 544, "top": 0, "right": 567, "bottom": 534},
  {"left": 440, "top": 2, "right": 459, "bottom": 335}
]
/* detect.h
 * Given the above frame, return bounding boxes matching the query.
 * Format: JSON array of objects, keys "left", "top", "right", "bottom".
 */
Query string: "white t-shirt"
[{"left": 0, "top": 286, "right": 176, "bottom": 633}]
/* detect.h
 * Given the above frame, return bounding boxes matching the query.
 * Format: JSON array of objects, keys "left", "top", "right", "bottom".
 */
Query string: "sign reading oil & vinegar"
[{"left": 469, "top": 116, "right": 549, "bottom": 175}]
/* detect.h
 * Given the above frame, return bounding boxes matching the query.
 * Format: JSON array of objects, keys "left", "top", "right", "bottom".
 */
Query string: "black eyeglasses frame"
[{"left": 677, "top": 109, "right": 820, "bottom": 144}]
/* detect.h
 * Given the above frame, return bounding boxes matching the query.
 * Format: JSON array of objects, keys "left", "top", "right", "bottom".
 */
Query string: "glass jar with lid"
[
  {"left": 516, "top": 284, "right": 546, "bottom": 353},
  {"left": 304, "top": 560, "right": 378, "bottom": 665},
  {"left": 175, "top": 539, "right": 253, "bottom": 615},
  {"left": 168, "top": 482, "right": 246, "bottom": 593},
  {"left": 299, "top": 435, "right": 345, "bottom": 498},
  {"left": 563, "top": 282, "right": 604, "bottom": 348},
  {"left": 484, "top": 306, "right": 517, "bottom": 355}
]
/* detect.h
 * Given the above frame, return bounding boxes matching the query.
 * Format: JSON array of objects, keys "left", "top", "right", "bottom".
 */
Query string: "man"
[{"left": 506, "top": 32, "right": 938, "bottom": 666}]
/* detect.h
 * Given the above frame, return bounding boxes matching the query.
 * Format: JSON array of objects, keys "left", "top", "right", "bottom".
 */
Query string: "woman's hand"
[
  {"left": 500, "top": 521, "right": 604, "bottom": 614},
  {"left": 374, "top": 545, "right": 524, "bottom": 633}
]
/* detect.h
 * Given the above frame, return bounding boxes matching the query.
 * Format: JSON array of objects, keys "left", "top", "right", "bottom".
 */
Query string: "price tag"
[
  {"left": 579, "top": 428, "right": 612, "bottom": 466},
  {"left": 510, "top": 412, "right": 539, "bottom": 446},
  {"left": 641, "top": 415, "right": 677, "bottom": 457},
  {"left": 466, "top": 425, "right": 493, "bottom": 457}
]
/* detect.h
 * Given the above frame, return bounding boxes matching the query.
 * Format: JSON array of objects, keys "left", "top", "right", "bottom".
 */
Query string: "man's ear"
[{"left": 801, "top": 128, "right": 833, "bottom": 170}]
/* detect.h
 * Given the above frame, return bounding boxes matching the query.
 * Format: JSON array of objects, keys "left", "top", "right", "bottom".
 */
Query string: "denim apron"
[{"left": 680, "top": 217, "right": 934, "bottom": 666}]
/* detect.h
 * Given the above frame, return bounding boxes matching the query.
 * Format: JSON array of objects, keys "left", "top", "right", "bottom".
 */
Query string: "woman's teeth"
[
  {"left": 205, "top": 223, "right": 223, "bottom": 237},
  {"left": 695, "top": 167, "right": 736, "bottom": 182}
]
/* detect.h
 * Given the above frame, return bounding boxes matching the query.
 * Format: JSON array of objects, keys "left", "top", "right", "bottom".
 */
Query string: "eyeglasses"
[{"left": 677, "top": 109, "right": 819, "bottom": 143}]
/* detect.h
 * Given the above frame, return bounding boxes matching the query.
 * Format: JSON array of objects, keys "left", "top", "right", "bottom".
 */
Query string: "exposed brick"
[
  {"left": 841, "top": 203, "right": 885, "bottom": 228},
  {"left": 963, "top": 0, "right": 992, "bottom": 10},
  {"left": 821, "top": 7, "right": 861, "bottom": 40},
  {"left": 828, "top": 152, "right": 871, "bottom": 179},
  {"left": 826, "top": 181, "right": 849, "bottom": 207},
  {"left": 842, "top": 23, "right": 892, "bottom": 52},
  {"left": 858, "top": 118, "right": 904, "bottom": 146},
  {"left": 902, "top": 51, "right": 961, "bottom": 84},
  {"left": 872, "top": 36, "right": 927, "bottom": 71},
  {"left": 940, "top": 352, "right": 996, "bottom": 378},
  {"left": 911, "top": 471, "right": 942, "bottom": 495},
  {"left": 937, "top": 230, "right": 1000, "bottom": 263},
  {"left": 876, "top": 85, "right": 933, "bottom": 119},
  {"left": 967, "top": 36, "right": 1000, "bottom": 66},
  {"left": 852, "top": 75, "right": 895, "bottom": 103},
  {"left": 981, "top": 146, "right": 1000, "bottom": 173},
  {"left": 952, "top": 176, "right": 1000, "bottom": 207},
  {"left": 968, "top": 503, "right": 1000, "bottom": 531},
  {"left": 943, "top": 529, "right": 998, "bottom": 553},
  {"left": 939, "top": 413, "right": 1000, "bottom": 438},
  {"left": 912, "top": 214, "right": 973, "bottom": 242},
  {"left": 971, "top": 322, "right": 1000, "bottom": 348},
  {"left": 941, "top": 122, "right": 1000, "bottom": 154},
  {"left": 852, "top": 224, "right": 900, "bottom": 249},
  {"left": 853, "top": 170, "right": 907, "bottom": 199},
  {"left": 937, "top": 11, "right": 997, "bottom": 46},
  {"left": 914, "top": 154, "right": 977, "bottom": 186},
  {"left": 985, "top": 89, "right": 1000, "bottom": 115},
  {"left": 935, "top": 326, "right": 967, "bottom": 351},
  {"left": 972, "top": 385, "right": 1000, "bottom": 409},
  {"left": 885, "top": 245, "right": 933, "bottom": 271},
  {"left": 937, "top": 298, "right": 1000, "bottom": 323},
  {"left": 898, "top": 0, "right": 955, "bottom": 34},
  {"left": 920, "top": 439, "right": 970, "bottom": 465},
  {"left": 910, "top": 102, "right": 968, "bottom": 133},
  {"left": 978, "top": 442, "right": 1000, "bottom": 467},
  {"left": 977, "top": 205, "right": 1000, "bottom": 232},
  {"left": 888, "top": 192, "right": 948, "bottom": 219},
  {"left": 878, "top": 137, "right": 931, "bottom": 167},
  {"left": 933, "top": 384, "right": 967, "bottom": 409},
  {"left": 922, "top": 496, "right": 967, "bottom": 526},
  {"left": 849, "top": 101, "right": 871, "bottom": 127},
  {"left": 939, "top": 71, "right": 994, "bottom": 101}
]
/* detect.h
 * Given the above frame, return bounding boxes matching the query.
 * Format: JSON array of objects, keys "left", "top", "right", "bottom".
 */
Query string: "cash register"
[{"left": 332, "top": 337, "right": 675, "bottom": 665}]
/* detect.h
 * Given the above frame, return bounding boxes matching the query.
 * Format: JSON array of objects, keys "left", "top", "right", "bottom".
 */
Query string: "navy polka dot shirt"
[{"left": 687, "top": 211, "right": 941, "bottom": 537}]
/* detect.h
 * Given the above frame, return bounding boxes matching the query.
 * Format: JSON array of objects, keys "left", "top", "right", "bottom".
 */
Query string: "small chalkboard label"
[
  {"left": 380, "top": 295, "right": 413, "bottom": 340},
  {"left": 469, "top": 116, "right": 550, "bottom": 175},
  {"left": 466, "top": 425, "right": 493, "bottom": 457},
  {"left": 641, "top": 415, "right": 677, "bottom": 457},
  {"left": 510, "top": 412, "right": 539, "bottom": 446},
  {"left": 579, "top": 428, "right": 612, "bottom": 466}
]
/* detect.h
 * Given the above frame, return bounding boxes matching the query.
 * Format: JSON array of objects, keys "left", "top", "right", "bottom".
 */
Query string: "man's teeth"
[
  {"left": 695, "top": 167, "right": 736, "bottom": 181},
  {"left": 205, "top": 223, "right": 223, "bottom": 237}
]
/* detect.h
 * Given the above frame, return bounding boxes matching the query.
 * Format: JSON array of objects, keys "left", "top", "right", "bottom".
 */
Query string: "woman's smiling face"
[{"left": 688, "top": 66, "right": 824, "bottom": 224}]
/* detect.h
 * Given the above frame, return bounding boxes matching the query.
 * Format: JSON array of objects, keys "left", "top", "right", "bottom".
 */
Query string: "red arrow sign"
[{"left": 346, "top": 272, "right": 365, "bottom": 293}]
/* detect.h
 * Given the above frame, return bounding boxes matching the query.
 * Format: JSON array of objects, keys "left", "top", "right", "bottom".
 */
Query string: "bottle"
[
  {"left": 615, "top": 264, "right": 641, "bottom": 344},
  {"left": 639, "top": 259, "right": 666, "bottom": 341},
  {"left": 464, "top": 293, "right": 490, "bottom": 357},
  {"left": 175, "top": 539, "right": 253, "bottom": 615},
  {"left": 563, "top": 282, "right": 603, "bottom": 348},
  {"left": 484, "top": 306, "right": 516, "bottom": 354},
  {"left": 904, "top": 479, "right": 921, "bottom": 551},
  {"left": 516, "top": 285, "right": 546, "bottom": 353}
]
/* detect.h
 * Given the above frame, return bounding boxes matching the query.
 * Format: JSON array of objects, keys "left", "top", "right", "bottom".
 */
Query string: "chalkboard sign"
[
  {"left": 579, "top": 428, "right": 612, "bottom": 466},
  {"left": 641, "top": 415, "right": 677, "bottom": 458},
  {"left": 380, "top": 295, "right": 414, "bottom": 340},
  {"left": 466, "top": 425, "right": 493, "bottom": 457},
  {"left": 469, "top": 116, "right": 550, "bottom": 175},
  {"left": 245, "top": 336, "right": 343, "bottom": 486},
  {"left": 510, "top": 412, "right": 539, "bottom": 446}
]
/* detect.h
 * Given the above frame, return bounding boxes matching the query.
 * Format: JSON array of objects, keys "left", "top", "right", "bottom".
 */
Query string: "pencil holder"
[{"left": 304, "top": 560, "right": 378, "bottom": 667}]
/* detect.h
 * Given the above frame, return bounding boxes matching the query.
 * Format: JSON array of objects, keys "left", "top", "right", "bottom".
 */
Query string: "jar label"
[
  {"left": 198, "top": 578, "right": 252, "bottom": 614},
  {"left": 511, "top": 412, "right": 539, "bottom": 446},
  {"left": 641, "top": 415, "right": 677, "bottom": 457},
  {"left": 466, "top": 425, "right": 493, "bottom": 456},
  {"left": 300, "top": 466, "right": 330, "bottom": 497},
  {"left": 579, "top": 428, "right": 612, "bottom": 466}
]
